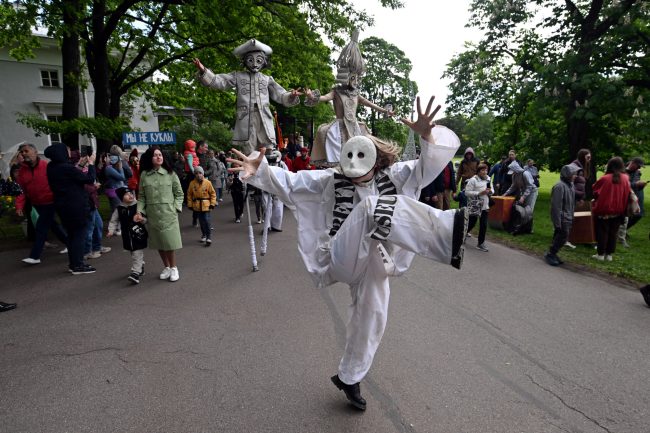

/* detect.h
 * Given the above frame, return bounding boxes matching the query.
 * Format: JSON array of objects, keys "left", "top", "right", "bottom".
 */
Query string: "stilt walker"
[
  {"left": 193, "top": 39, "right": 302, "bottom": 271},
  {"left": 228, "top": 96, "right": 468, "bottom": 411}
]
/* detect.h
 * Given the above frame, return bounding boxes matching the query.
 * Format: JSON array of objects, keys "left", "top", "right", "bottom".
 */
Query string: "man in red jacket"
[{"left": 15, "top": 143, "right": 68, "bottom": 265}]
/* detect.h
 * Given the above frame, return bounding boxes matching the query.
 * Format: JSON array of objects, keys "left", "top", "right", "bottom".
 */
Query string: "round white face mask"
[{"left": 340, "top": 136, "right": 377, "bottom": 179}]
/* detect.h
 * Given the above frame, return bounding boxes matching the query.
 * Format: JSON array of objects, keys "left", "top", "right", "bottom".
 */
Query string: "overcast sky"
[{"left": 353, "top": 0, "right": 483, "bottom": 115}]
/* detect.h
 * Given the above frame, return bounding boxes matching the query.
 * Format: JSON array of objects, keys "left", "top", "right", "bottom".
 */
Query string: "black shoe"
[
  {"left": 205, "top": 239, "right": 212, "bottom": 247},
  {"left": 331, "top": 375, "right": 366, "bottom": 410},
  {"left": 70, "top": 265, "right": 96, "bottom": 275},
  {"left": 127, "top": 272, "right": 140, "bottom": 284},
  {"left": 640, "top": 285, "right": 650, "bottom": 308},
  {"left": 544, "top": 253, "right": 560, "bottom": 266},
  {"left": 451, "top": 208, "right": 468, "bottom": 270},
  {"left": 0, "top": 301, "right": 17, "bottom": 313},
  {"left": 270, "top": 227, "right": 283, "bottom": 232}
]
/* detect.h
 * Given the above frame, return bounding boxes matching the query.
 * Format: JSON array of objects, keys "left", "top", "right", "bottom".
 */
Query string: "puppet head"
[
  {"left": 234, "top": 39, "right": 272, "bottom": 73},
  {"left": 335, "top": 29, "right": 365, "bottom": 88}
]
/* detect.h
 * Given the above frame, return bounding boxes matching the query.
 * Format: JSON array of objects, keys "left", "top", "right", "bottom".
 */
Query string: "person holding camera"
[
  {"left": 104, "top": 145, "right": 133, "bottom": 232},
  {"left": 464, "top": 163, "right": 493, "bottom": 252}
]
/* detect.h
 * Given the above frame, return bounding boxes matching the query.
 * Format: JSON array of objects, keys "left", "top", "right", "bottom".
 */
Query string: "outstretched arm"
[{"left": 358, "top": 95, "right": 394, "bottom": 117}]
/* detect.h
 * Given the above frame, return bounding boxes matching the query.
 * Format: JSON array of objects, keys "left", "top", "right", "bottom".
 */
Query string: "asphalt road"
[{"left": 1, "top": 196, "right": 649, "bottom": 433}]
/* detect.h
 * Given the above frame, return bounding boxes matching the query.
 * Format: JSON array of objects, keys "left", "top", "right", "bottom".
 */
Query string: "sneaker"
[
  {"left": 466, "top": 233, "right": 472, "bottom": 238},
  {"left": 200, "top": 237, "right": 207, "bottom": 243},
  {"left": 605, "top": 255, "right": 613, "bottom": 262},
  {"left": 115, "top": 230, "right": 121, "bottom": 236},
  {"left": 159, "top": 267, "right": 172, "bottom": 280},
  {"left": 85, "top": 251, "right": 102, "bottom": 260},
  {"left": 59, "top": 248, "right": 68, "bottom": 254},
  {"left": 22, "top": 257, "right": 41, "bottom": 265},
  {"left": 205, "top": 239, "right": 212, "bottom": 247},
  {"left": 100, "top": 246, "right": 111, "bottom": 254},
  {"left": 450, "top": 208, "right": 468, "bottom": 270},
  {"left": 127, "top": 272, "right": 140, "bottom": 284},
  {"left": 219, "top": 198, "right": 224, "bottom": 202},
  {"left": 70, "top": 265, "right": 96, "bottom": 275},
  {"left": 257, "top": 219, "right": 262, "bottom": 224},
  {"left": 235, "top": 218, "right": 241, "bottom": 223},
  {"left": 544, "top": 252, "right": 560, "bottom": 266},
  {"left": 331, "top": 375, "right": 366, "bottom": 411},
  {"left": 591, "top": 254, "right": 605, "bottom": 261},
  {"left": 476, "top": 243, "right": 489, "bottom": 252},
  {"left": 169, "top": 267, "right": 179, "bottom": 282},
  {"left": 640, "top": 285, "right": 650, "bottom": 308},
  {"left": 564, "top": 241, "right": 577, "bottom": 249},
  {"left": 192, "top": 223, "right": 199, "bottom": 228}
]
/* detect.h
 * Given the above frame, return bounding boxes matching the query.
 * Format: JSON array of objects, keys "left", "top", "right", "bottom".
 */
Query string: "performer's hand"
[
  {"left": 290, "top": 88, "right": 304, "bottom": 98},
  {"left": 401, "top": 96, "right": 441, "bottom": 143},
  {"left": 192, "top": 58, "right": 205, "bottom": 73},
  {"left": 227, "top": 147, "right": 266, "bottom": 180}
]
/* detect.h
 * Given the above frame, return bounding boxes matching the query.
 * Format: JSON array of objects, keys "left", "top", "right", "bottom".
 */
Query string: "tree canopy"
[
  {"left": 443, "top": 0, "right": 649, "bottom": 170},
  {"left": 1, "top": 0, "right": 404, "bottom": 152}
]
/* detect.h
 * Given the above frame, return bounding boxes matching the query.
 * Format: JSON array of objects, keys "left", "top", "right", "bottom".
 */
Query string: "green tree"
[
  {"left": 444, "top": 0, "right": 650, "bottom": 169},
  {"left": 2, "top": 0, "right": 404, "bottom": 153}
]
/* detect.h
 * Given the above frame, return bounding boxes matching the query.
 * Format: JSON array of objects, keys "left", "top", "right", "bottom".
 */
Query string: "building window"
[
  {"left": 47, "top": 115, "right": 63, "bottom": 143},
  {"left": 41, "top": 70, "right": 60, "bottom": 88}
]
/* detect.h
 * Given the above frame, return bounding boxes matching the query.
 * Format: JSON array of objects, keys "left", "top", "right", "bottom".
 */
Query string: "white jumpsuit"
[{"left": 246, "top": 126, "right": 460, "bottom": 384}]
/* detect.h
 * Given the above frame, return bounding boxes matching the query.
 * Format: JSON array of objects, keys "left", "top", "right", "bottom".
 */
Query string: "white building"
[{"left": 0, "top": 32, "right": 160, "bottom": 176}]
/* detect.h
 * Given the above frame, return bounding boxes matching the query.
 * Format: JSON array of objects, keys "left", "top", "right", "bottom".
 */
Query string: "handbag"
[
  {"left": 627, "top": 190, "right": 641, "bottom": 217},
  {"left": 467, "top": 196, "right": 483, "bottom": 216}
]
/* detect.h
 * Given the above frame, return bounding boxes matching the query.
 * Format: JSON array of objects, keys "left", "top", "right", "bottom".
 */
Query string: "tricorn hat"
[{"left": 233, "top": 39, "right": 272, "bottom": 58}]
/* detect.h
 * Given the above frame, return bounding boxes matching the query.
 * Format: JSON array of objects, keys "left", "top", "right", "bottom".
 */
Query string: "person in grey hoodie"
[
  {"left": 544, "top": 164, "right": 579, "bottom": 266},
  {"left": 504, "top": 160, "right": 538, "bottom": 210}
]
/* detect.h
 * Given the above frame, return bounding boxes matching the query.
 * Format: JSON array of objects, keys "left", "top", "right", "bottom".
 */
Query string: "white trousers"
[
  {"left": 263, "top": 193, "right": 284, "bottom": 231},
  {"left": 130, "top": 249, "right": 145, "bottom": 274},
  {"left": 329, "top": 195, "right": 455, "bottom": 384}
]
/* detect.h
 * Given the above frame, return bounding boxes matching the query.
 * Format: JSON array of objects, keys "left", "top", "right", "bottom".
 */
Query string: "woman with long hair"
[
  {"left": 591, "top": 156, "right": 630, "bottom": 261},
  {"left": 134, "top": 146, "right": 184, "bottom": 281}
]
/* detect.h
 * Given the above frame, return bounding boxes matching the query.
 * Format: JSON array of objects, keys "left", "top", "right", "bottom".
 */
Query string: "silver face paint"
[{"left": 340, "top": 136, "right": 377, "bottom": 178}]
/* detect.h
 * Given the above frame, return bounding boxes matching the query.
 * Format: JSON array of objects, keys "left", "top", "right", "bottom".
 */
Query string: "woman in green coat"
[{"left": 135, "top": 146, "right": 184, "bottom": 282}]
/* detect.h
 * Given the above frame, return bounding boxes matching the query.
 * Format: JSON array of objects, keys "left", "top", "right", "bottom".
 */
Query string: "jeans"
[
  {"left": 84, "top": 208, "right": 103, "bottom": 255},
  {"left": 549, "top": 223, "right": 572, "bottom": 255},
  {"left": 468, "top": 209, "right": 488, "bottom": 245},
  {"left": 197, "top": 211, "right": 211, "bottom": 239},
  {"left": 30, "top": 204, "right": 68, "bottom": 259}
]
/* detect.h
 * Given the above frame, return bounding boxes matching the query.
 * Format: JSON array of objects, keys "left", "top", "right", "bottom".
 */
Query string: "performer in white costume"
[
  {"left": 263, "top": 149, "right": 286, "bottom": 233},
  {"left": 228, "top": 97, "right": 467, "bottom": 410}
]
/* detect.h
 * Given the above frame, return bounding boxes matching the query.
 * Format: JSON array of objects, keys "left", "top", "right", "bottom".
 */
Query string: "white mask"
[{"left": 340, "top": 136, "right": 377, "bottom": 178}]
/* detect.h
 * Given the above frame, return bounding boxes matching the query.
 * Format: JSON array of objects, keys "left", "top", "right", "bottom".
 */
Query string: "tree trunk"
[{"left": 61, "top": 0, "right": 80, "bottom": 149}]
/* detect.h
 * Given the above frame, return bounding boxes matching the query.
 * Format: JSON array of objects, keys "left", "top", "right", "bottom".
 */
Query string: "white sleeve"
[
  {"left": 391, "top": 125, "right": 460, "bottom": 198},
  {"left": 107, "top": 209, "right": 120, "bottom": 234},
  {"left": 464, "top": 177, "right": 479, "bottom": 198},
  {"left": 245, "top": 153, "right": 331, "bottom": 207}
]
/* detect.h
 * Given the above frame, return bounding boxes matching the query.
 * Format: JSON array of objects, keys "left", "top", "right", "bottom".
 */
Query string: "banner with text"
[{"left": 122, "top": 131, "right": 177, "bottom": 147}]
